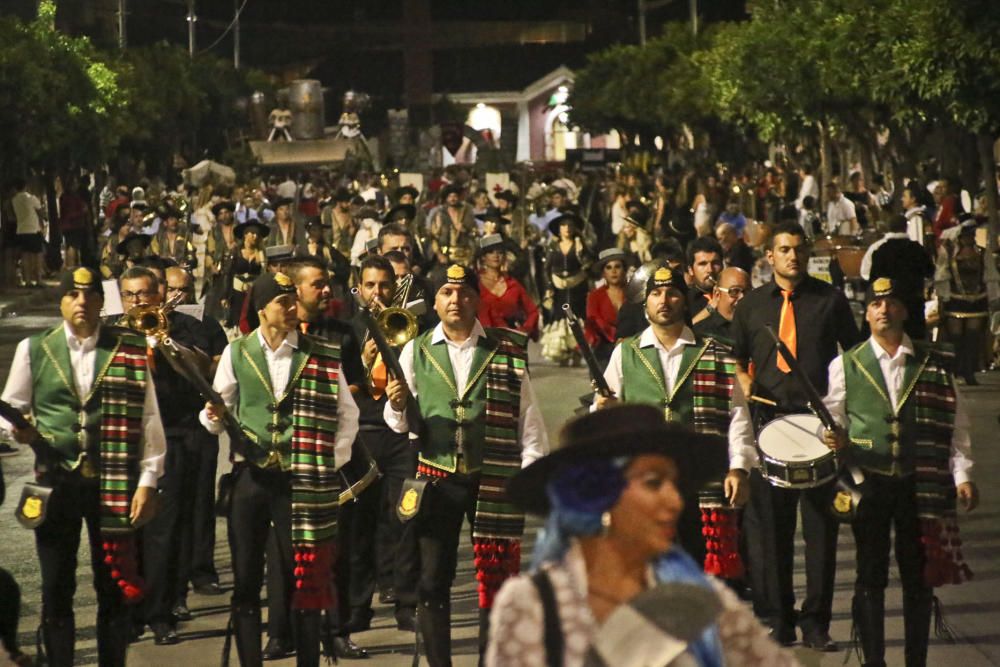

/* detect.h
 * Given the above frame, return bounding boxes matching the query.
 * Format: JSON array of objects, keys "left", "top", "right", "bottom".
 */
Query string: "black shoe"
[
  {"left": 801, "top": 628, "right": 838, "bottom": 652},
  {"left": 769, "top": 625, "right": 796, "bottom": 646},
  {"left": 378, "top": 587, "right": 398, "bottom": 604},
  {"left": 129, "top": 621, "right": 145, "bottom": 643},
  {"left": 331, "top": 636, "right": 369, "bottom": 659},
  {"left": 171, "top": 603, "right": 192, "bottom": 622},
  {"left": 346, "top": 608, "right": 374, "bottom": 633},
  {"left": 151, "top": 622, "right": 180, "bottom": 645},
  {"left": 262, "top": 636, "right": 293, "bottom": 661},
  {"left": 193, "top": 581, "right": 223, "bottom": 596},
  {"left": 395, "top": 607, "right": 416, "bottom": 632}
]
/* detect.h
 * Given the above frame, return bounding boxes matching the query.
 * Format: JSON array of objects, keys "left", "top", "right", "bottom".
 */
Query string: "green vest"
[
  {"left": 843, "top": 341, "right": 925, "bottom": 476},
  {"left": 619, "top": 332, "right": 708, "bottom": 425},
  {"left": 412, "top": 328, "right": 518, "bottom": 473},
  {"left": 230, "top": 331, "right": 338, "bottom": 469},
  {"left": 28, "top": 325, "right": 126, "bottom": 467}
]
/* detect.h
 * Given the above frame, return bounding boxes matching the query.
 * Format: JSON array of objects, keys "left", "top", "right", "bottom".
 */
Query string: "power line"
[{"left": 197, "top": 0, "right": 248, "bottom": 55}]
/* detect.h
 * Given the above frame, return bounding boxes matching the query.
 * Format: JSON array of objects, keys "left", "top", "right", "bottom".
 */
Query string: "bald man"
[{"left": 693, "top": 267, "right": 751, "bottom": 340}]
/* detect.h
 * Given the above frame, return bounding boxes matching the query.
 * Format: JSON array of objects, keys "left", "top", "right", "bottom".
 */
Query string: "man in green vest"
[
  {"left": 596, "top": 264, "right": 755, "bottom": 570},
  {"left": 822, "top": 277, "right": 978, "bottom": 667},
  {"left": 202, "top": 271, "right": 360, "bottom": 667},
  {"left": 1, "top": 266, "right": 165, "bottom": 667},
  {"left": 384, "top": 263, "right": 549, "bottom": 667}
]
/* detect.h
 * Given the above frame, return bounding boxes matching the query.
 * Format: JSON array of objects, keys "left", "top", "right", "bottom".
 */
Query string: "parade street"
[{"left": 1, "top": 287, "right": 998, "bottom": 667}]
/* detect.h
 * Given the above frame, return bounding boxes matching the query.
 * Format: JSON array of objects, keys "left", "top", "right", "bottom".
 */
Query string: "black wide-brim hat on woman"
[
  {"left": 234, "top": 219, "right": 270, "bottom": 240},
  {"left": 506, "top": 404, "right": 729, "bottom": 516},
  {"left": 547, "top": 211, "right": 585, "bottom": 237}
]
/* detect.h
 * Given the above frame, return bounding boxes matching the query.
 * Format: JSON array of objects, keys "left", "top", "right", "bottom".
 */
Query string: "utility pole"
[
  {"left": 233, "top": 0, "right": 240, "bottom": 69},
  {"left": 689, "top": 0, "right": 698, "bottom": 36},
  {"left": 187, "top": 0, "right": 196, "bottom": 57},
  {"left": 638, "top": 0, "right": 647, "bottom": 46},
  {"left": 117, "top": 0, "right": 127, "bottom": 50}
]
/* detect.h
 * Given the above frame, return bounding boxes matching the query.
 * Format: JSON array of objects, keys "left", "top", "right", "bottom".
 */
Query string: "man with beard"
[
  {"left": 731, "top": 221, "right": 861, "bottom": 650},
  {"left": 595, "top": 265, "right": 755, "bottom": 569},
  {"left": 429, "top": 185, "right": 476, "bottom": 280},
  {"left": 323, "top": 187, "right": 357, "bottom": 259},
  {"left": 378, "top": 223, "right": 438, "bottom": 330},
  {"left": 686, "top": 236, "right": 724, "bottom": 318}
]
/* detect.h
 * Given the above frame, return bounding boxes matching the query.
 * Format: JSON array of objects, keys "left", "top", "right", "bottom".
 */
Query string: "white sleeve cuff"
[{"left": 138, "top": 471, "right": 159, "bottom": 489}]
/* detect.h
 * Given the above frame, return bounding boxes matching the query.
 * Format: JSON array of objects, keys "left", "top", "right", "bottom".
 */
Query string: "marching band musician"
[
  {"left": 822, "top": 277, "right": 977, "bottom": 667},
  {"left": 594, "top": 265, "right": 755, "bottom": 571},
  {"left": 383, "top": 264, "right": 549, "bottom": 666},
  {"left": 1, "top": 267, "right": 165, "bottom": 667},
  {"left": 730, "top": 221, "right": 861, "bottom": 650},
  {"left": 201, "top": 271, "right": 360, "bottom": 667}
]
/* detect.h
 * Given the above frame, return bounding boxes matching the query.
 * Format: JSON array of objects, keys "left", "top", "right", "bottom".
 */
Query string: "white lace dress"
[{"left": 485, "top": 542, "right": 800, "bottom": 667}]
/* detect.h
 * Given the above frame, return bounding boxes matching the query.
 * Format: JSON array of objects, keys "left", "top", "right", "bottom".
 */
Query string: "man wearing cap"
[
  {"left": 595, "top": 265, "right": 755, "bottom": 570},
  {"left": 268, "top": 197, "right": 306, "bottom": 249},
  {"left": 204, "top": 200, "right": 239, "bottom": 321},
  {"left": 238, "top": 244, "right": 296, "bottom": 335},
  {"left": 151, "top": 205, "right": 197, "bottom": 271},
  {"left": 429, "top": 185, "right": 476, "bottom": 272},
  {"left": 821, "top": 277, "right": 977, "bottom": 667},
  {"left": 108, "top": 231, "right": 152, "bottom": 278},
  {"left": 1, "top": 267, "right": 166, "bottom": 666},
  {"left": 322, "top": 187, "right": 357, "bottom": 258},
  {"left": 383, "top": 264, "right": 549, "bottom": 666},
  {"left": 201, "top": 271, "right": 360, "bottom": 666}
]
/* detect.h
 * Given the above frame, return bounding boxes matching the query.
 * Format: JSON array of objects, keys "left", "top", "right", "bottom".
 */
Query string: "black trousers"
[
  {"left": 853, "top": 475, "right": 928, "bottom": 594},
  {"left": 183, "top": 428, "right": 220, "bottom": 589},
  {"left": 744, "top": 469, "right": 839, "bottom": 632},
  {"left": 35, "top": 474, "right": 129, "bottom": 660},
  {"left": 348, "top": 428, "right": 418, "bottom": 613},
  {"left": 415, "top": 472, "right": 480, "bottom": 605},
  {"left": 144, "top": 428, "right": 198, "bottom": 624}
]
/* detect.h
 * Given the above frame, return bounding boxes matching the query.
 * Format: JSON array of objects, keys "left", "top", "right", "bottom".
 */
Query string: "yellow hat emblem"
[
  {"left": 653, "top": 267, "right": 673, "bottom": 283},
  {"left": 872, "top": 277, "right": 892, "bottom": 293},
  {"left": 274, "top": 272, "right": 293, "bottom": 287},
  {"left": 73, "top": 267, "right": 92, "bottom": 284},
  {"left": 446, "top": 264, "right": 466, "bottom": 281}
]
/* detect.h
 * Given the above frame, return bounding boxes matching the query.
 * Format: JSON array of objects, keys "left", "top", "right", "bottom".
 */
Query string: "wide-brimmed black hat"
[
  {"left": 333, "top": 187, "right": 353, "bottom": 202},
  {"left": 395, "top": 185, "right": 419, "bottom": 201},
  {"left": 495, "top": 190, "right": 518, "bottom": 206},
  {"left": 211, "top": 200, "right": 236, "bottom": 217},
  {"left": 476, "top": 207, "right": 509, "bottom": 227},
  {"left": 272, "top": 196, "right": 294, "bottom": 210},
  {"left": 507, "top": 405, "right": 729, "bottom": 516},
  {"left": 234, "top": 219, "right": 270, "bottom": 240},
  {"left": 548, "top": 211, "right": 584, "bottom": 237},
  {"left": 115, "top": 232, "right": 152, "bottom": 256},
  {"left": 384, "top": 203, "right": 416, "bottom": 224},
  {"left": 440, "top": 183, "right": 464, "bottom": 200},
  {"left": 157, "top": 203, "right": 182, "bottom": 220}
]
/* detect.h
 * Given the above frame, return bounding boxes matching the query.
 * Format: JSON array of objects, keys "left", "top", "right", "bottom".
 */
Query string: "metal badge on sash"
[
  {"left": 16, "top": 483, "right": 53, "bottom": 529},
  {"left": 396, "top": 478, "right": 429, "bottom": 523}
]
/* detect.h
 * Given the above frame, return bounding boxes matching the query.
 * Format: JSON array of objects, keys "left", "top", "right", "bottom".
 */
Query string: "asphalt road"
[{"left": 1, "top": 290, "right": 999, "bottom": 666}]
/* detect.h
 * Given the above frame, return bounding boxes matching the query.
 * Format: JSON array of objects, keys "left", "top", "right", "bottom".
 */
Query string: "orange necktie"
[
  {"left": 370, "top": 353, "right": 388, "bottom": 400},
  {"left": 776, "top": 289, "right": 796, "bottom": 373}
]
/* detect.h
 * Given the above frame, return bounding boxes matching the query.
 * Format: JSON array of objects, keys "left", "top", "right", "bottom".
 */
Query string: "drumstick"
[{"left": 749, "top": 395, "right": 778, "bottom": 406}]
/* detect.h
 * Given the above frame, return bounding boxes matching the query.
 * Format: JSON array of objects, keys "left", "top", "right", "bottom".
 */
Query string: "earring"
[{"left": 600, "top": 511, "right": 612, "bottom": 536}]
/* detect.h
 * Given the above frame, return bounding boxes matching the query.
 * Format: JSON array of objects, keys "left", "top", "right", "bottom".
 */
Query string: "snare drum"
[{"left": 757, "top": 414, "right": 837, "bottom": 488}]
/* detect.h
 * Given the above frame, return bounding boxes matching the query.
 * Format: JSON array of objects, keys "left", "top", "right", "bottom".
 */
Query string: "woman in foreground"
[{"left": 486, "top": 405, "right": 798, "bottom": 667}]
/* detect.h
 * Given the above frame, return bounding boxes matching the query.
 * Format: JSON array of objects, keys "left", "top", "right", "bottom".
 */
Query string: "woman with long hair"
[
  {"left": 585, "top": 248, "right": 628, "bottom": 369},
  {"left": 476, "top": 233, "right": 539, "bottom": 339},
  {"left": 225, "top": 220, "right": 268, "bottom": 328},
  {"left": 541, "top": 213, "right": 592, "bottom": 365}
]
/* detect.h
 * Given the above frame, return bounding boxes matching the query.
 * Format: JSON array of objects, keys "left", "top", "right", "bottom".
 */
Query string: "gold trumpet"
[{"left": 355, "top": 286, "right": 419, "bottom": 349}]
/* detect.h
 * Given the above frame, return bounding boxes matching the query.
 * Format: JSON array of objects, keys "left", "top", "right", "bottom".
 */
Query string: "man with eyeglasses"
[
  {"left": 119, "top": 266, "right": 219, "bottom": 645},
  {"left": 693, "top": 267, "right": 751, "bottom": 340}
]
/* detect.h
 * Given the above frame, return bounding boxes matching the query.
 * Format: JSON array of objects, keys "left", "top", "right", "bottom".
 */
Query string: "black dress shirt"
[
  {"left": 731, "top": 276, "right": 861, "bottom": 409},
  {"left": 693, "top": 308, "right": 733, "bottom": 341}
]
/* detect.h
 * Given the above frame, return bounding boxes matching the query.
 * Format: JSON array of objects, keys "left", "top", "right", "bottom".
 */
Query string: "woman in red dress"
[
  {"left": 585, "top": 248, "right": 628, "bottom": 367},
  {"left": 477, "top": 233, "right": 539, "bottom": 339}
]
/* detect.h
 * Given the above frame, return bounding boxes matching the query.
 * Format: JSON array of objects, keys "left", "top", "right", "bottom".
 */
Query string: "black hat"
[
  {"left": 395, "top": 185, "right": 419, "bottom": 201},
  {"left": 865, "top": 276, "right": 905, "bottom": 305},
  {"left": 157, "top": 203, "right": 182, "bottom": 220},
  {"left": 625, "top": 200, "right": 650, "bottom": 227},
  {"left": 440, "top": 183, "right": 463, "bottom": 200},
  {"left": 495, "top": 190, "right": 518, "bottom": 206},
  {"left": 645, "top": 265, "right": 687, "bottom": 299},
  {"left": 234, "top": 220, "right": 270, "bottom": 240},
  {"left": 58, "top": 266, "right": 103, "bottom": 297},
  {"left": 115, "top": 232, "right": 152, "bottom": 256},
  {"left": 272, "top": 196, "right": 294, "bottom": 210},
  {"left": 265, "top": 244, "right": 295, "bottom": 264},
  {"left": 252, "top": 271, "right": 297, "bottom": 311},
  {"left": 506, "top": 405, "right": 729, "bottom": 515},
  {"left": 441, "top": 263, "right": 479, "bottom": 294},
  {"left": 547, "top": 211, "right": 584, "bottom": 237},
  {"left": 333, "top": 187, "right": 353, "bottom": 202},
  {"left": 383, "top": 204, "right": 416, "bottom": 224},
  {"left": 476, "top": 207, "right": 508, "bottom": 227},
  {"left": 305, "top": 216, "right": 323, "bottom": 229},
  {"left": 211, "top": 200, "right": 236, "bottom": 217},
  {"left": 595, "top": 247, "right": 627, "bottom": 270}
]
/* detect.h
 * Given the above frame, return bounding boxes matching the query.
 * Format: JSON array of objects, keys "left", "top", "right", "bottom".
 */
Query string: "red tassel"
[
  {"left": 291, "top": 543, "right": 336, "bottom": 610},
  {"left": 102, "top": 536, "right": 145, "bottom": 604},
  {"left": 473, "top": 538, "right": 521, "bottom": 609},
  {"left": 698, "top": 503, "right": 744, "bottom": 580}
]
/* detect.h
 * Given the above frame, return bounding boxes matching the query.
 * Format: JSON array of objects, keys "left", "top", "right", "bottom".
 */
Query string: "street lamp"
[{"left": 186, "top": 0, "right": 197, "bottom": 57}]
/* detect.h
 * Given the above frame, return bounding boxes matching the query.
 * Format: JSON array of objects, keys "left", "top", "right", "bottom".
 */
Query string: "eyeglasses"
[
  {"left": 717, "top": 286, "right": 746, "bottom": 298},
  {"left": 166, "top": 286, "right": 190, "bottom": 294},
  {"left": 121, "top": 289, "right": 157, "bottom": 300}
]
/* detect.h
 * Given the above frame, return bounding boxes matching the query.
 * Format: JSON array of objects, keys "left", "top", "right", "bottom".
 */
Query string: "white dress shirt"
[
  {"left": 1, "top": 322, "right": 166, "bottom": 488},
  {"left": 199, "top": 329, "right": 359, "bottom": 470},
  {"left": 600, "top": 326, "right": 758, "bottom": 472},
  {"left": 383, "top": 321, "right": 549, "bottom": 467},
  {"left": 904, "top": 206, "right": 926, "bottom": 245},
  {"left": 823, "top": 335, "right": 974, "bottom": 485},
  {"left": 826, "top": 196, "right": 857, "bottom": 235}
]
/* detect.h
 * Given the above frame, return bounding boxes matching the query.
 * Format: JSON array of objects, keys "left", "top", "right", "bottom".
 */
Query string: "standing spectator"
[
  {"left": 825, "top": 182, "right": 859, "bottom": 235},
  {"left": 716, "top": 222, "right": 755, "bottom": 274},
  {"left": 11, "top": 177, "right": 46, "bottom": 287},
  {"left": 931, "top": 178, "right": 961, "bottom": 244},
  {"left": 717, "top": 198, "right": 748, "bottom": 237},
  {"left": 795, "top": 163, "right": 819, "bottom": 211},
  {"left": 59, "top": 176, "right": 91, "bottom": 269}
]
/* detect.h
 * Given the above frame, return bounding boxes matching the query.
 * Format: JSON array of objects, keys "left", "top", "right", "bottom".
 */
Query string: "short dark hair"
[
  {"left": 359, "top": 254, "right": 394, "bottom": 278},
  {"left": 887, "top": 214, "right": 908, "bottom": 234},
  {"left": 802, "top": 195, "right": 816, "bottom": 210},
  {"left": 119, "top": 266, "right": 160, "bottom": 290},
  {"left": 287, "top": 257, "right": 328, "bottom": 284},
  {"left": 650, "top": 239, "right": 685, "bottom": 267},
  {"left": 768, "top": 222, "right": 807, "bottom": 249},
  {"left": 383, "top": 250, "right": 409, "bottom": 266},
  {"left": 378, "top": 223, "right": 413, "bottom": 247},
  {"left": 686, "top": 236, "right": 723, "bottom": 267}
]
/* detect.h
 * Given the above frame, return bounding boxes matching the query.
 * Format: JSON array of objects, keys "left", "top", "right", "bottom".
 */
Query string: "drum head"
[{"left": 757, "top": 414, "right": 828, "bottom": 462}]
